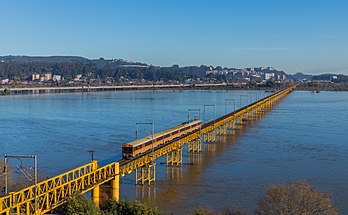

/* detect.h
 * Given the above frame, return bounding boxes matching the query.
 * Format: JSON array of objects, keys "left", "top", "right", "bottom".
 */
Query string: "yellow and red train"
[{"left": 122, "top": 120, "right": 202, "bottom": 159}]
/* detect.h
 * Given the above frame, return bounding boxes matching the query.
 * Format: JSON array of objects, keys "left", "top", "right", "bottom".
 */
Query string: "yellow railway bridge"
[{"left": 0, "top": 85, "right": 296, "bottom": 215}]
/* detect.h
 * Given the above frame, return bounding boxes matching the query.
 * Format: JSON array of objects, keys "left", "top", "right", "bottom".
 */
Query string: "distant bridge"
[
  {"left": 1, "top": 83, "right": 229, "bottom": 94},
  {"left": 0, "top": 85, "right": 296, "bottom": 215}
]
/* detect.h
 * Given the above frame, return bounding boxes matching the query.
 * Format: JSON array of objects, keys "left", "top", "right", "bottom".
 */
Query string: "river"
[{"left": 1, "top": 90, "right": 347, "bottom": 213}]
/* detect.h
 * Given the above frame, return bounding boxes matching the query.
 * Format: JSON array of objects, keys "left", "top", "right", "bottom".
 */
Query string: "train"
[{"left": 122, "top": 120, "right": 202, "bottom": 159}]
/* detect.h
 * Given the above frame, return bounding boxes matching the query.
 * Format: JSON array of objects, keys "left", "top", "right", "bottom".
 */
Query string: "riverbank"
[
  {"left": 296, "top": 82, "right": 348, "bottom": 92},
  {"left": 0, "top": 83, "right": 287, "bottom": 96}
]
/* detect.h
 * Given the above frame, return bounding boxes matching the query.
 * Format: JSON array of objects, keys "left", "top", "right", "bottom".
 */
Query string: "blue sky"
[{"left": 0, "top": 0, "right": 347, "bottom": 74}]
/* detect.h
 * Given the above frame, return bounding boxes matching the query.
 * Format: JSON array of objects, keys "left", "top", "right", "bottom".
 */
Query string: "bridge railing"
[
  {"left": 0, "top": 195, "right": 11, "bottom": 214},
  {"left": 0, "top": 161, "right": 96, "bottom": 214},
  {"left": 0, "top": 161, "right": 120, "bottom": 214}
]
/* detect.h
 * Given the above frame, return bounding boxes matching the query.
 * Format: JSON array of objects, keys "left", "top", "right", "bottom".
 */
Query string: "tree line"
[{"left": 0, "top": 61, "right": 210, "bottom": 82}]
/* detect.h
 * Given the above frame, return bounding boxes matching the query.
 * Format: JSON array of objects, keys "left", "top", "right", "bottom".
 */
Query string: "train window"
[
  {"left": 180, "top": 128, "right": 185, "bottom": 132},
  {"left": 164, "top": 134, "right": 170, "bottom": 138},
  {"left": 145, "top": 141, "right": 153, "bottom": 146},
  {"left": 134, "top": 145, "right": 143, "bottom": 151},
  {"left": 123, "top": 147, "right": 131, "bottom": 152},
  {"left": 173, "top": 130, "right": 179, "bottom": 135},
  {"left": 157, "top": 136, "right": 163, "bottom": 141}
]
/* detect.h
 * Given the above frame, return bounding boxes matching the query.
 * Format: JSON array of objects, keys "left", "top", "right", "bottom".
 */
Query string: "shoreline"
[
  {"left": 0, "top": 83, "right": 284, "bottom": 96},
  {"left": 1, "top": 82, "right": 347, "bottom": 96}
]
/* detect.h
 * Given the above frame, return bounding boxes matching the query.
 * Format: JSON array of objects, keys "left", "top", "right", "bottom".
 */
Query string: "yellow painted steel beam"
[{"left": 0, "top": 161, "right": 119, "bottom": 215}]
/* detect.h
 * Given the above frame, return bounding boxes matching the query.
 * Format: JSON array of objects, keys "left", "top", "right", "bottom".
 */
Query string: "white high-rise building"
[{"left": 265, "top": 73, "right": 275, "bottom": 80}]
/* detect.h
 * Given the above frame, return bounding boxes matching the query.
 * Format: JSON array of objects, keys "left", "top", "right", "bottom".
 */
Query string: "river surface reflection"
[{"left": 1, "top": 90, "right": 347, "bottom": 213}]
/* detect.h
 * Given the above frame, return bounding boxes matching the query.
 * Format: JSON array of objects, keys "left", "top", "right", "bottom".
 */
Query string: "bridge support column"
[
  {"left": 91, "top": 160, "right": 100, "bottom": 207},
  {"left": 136, "top": 163, "right": 156, "bottom": 185},
  {"left": 110, "top": 162, "right": 120, "bottom": 202},
  {"left": 252, "top": 110, "right": 257, "bottom": 118},
  {"left": 188, "top": 138, "right": 201, "bottom": 152},
  {"left": 204, "top": 132, "right": 213, "bottom": 142},
  {"left": 236, "top": 116, "right": 242, "bottom": 127},
  {"left": 222, "top": 124, "right": 227, "bottom": 135},
  {"left": 203, "top": 134, "right": 207, "bottom": 142},
  {"left": 259, "top": 107, "right": 264, "bottom": 115},
  {"left": 93, "top": 185, "right": 100, "bottom": 208},
  {"left": 244, "top": 112, "right": 249, "bottom": 121},
  {"left": 219, "top": 125, "right": 225, "bottom": 135},
  {"left": 203, "top": 131, "right": 215, "bottom": 143},
  {"left": 166, "top": 148, "right": 182, "bottom": 166},
  {"left": 229, "top": 120, "right": 235, "bottom": 130}
]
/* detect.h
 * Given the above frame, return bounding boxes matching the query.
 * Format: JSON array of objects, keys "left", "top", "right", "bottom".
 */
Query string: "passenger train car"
[{"left": 122, "top": 120, "right": 202, "bottom": 159}]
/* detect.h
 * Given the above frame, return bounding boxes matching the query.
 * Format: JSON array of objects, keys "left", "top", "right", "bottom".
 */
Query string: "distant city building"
[
  {"left": 265, "top": 73, "right": 275, "bottom": 80},
  {"left": 32, "top": 74, "right": 40, "bottom": 81},
  {"left": 206, "top": 67, "right": 218, "bottom": 75},
  {"left": 44, "top": 73, "right": 52, "bottom": 81},
  {"left": 53, "top": 75, "right": 62, "bottom": 82},
  {"left": 331, "top": 76, "right": 338, "bottom": 81},
  {"left": 74, "top": 74, "right": 82, "bottom": 81},
  {"left": 276, "top": 74, "right": 286, "bottom": 81},
  {"left": 250, "top": 75, "right": 261, "bottom": 81},
  {"left": 0, "top": 79, "right": 9, "bottom": 84}
]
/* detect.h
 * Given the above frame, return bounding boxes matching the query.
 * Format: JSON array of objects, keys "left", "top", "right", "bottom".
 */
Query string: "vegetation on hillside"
[
  {"left": 256, "top": 181, "right": 338, "bottom": 215},
  {"left": 60, "top": 181, "right": 337, "bottom": 215},
  {"left": 0, "top": 60, "right": 208, "bottom": 82},
  {"left": 297, "top": 82, "right": 348, "bottom": 91},
  {"left": 0, "top": 56, "right": 289, "bottom": 83},
  {"left": 57, "top": 196, "right": 163, "bottom": 215}
]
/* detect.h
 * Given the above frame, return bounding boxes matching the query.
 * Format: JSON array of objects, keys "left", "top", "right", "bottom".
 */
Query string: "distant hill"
[
  {"left": 2, "top": 55, "right": 346, "bottom": 83},
  {"left": 0, "top": 55, "right": 90, "bottom": 64},
  {"left": 288, "top": 72, "right": 313, "bottom": 80},
  {"left": 312, "top": 74, "right": 348, "bottom": 82},
  {"left": 0, "top": 55, "right": 148, "bottom": 68}
]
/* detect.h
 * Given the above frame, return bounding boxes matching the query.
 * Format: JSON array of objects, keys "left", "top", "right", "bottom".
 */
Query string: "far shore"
[
  {"left": 0, "top": 83, "right": 286, "bottom": 96},
  {"left": 1, "top": 82, "right": 348, "bottom": 96}
]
